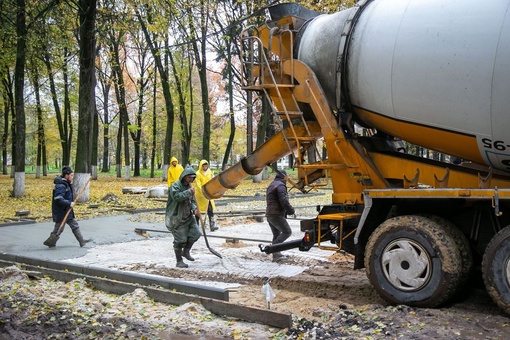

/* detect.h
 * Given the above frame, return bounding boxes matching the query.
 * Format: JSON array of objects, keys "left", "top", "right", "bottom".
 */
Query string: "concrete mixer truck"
[{"left": 203, "top": 0, "right": 510, "bottom": 314}]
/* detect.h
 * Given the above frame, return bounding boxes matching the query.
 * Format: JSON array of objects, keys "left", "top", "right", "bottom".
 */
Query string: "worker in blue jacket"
[{"left": 43, "top": 166, "right": 91, "bottom": 248}]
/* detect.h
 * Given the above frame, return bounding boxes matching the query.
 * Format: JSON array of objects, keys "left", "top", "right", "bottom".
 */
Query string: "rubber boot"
[
  {"left": 183, "top": 241, "right": 195, "bottom": 261},
  {"left": 72, "top": 228, "right": 91, "bottom": 247},
  {"left": 209, "top": 216, "right": 219, "bottom": 232},
  {"left": 174, "top": 248, "right": 189, "bottom": 268},
  {"left": 272, "top": 252, "right": 286, "bottom": 262},
  {"left": 44, "top": 223, "right": 63, "bottom": 248},
  {"left": 43, "top": 233, "right": 59, "bottom": 248}
]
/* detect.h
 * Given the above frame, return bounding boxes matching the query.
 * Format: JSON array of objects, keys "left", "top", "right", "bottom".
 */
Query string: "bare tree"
[
  {"left": 107, "top": 24, "right": 131, "bottom": 181},
  {"left": 184, "top": 0, "right": 212, "bottom": 160},
  {"left": 127, "top": 29, "right": 153, "bottom": 177},
  {"left": 96, "top": 56, "right": 115, "bottom": 173},
  {"left": 41, "top": 46, "right": 73, "bottom": 167},
  {"left": 1, "top": 76, "right": 15, "bottom": 176},
  {"left": 29, "top": 65, "right": 48, "bottom": 178},
  {"left": 168, "top": 49, "right": 192, "bottom": 164},
  {"left": 135, "top": 3, "right": 176, "bottom": 181}
]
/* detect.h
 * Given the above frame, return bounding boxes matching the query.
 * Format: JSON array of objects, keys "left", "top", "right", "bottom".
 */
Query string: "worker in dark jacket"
[
  {"left": 265, "top": 169, "right": 295, "bottom": 262},
  {"left": 165, "top": 166, "right": 202, "bottom": 268},
  {"left": 43, "top": 166, "right": 91, "bottom": 248}
]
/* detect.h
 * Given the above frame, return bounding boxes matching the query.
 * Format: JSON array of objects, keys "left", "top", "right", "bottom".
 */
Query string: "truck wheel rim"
[{"left": 381, "top": 239, "right": 432, "bottom": 291}]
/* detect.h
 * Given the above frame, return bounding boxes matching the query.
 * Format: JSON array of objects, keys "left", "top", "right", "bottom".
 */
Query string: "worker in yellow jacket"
[
  {"left": 195, "top": 160, "right": 218, "bottom": 231},
  {"left": 167, "top": 157, "right": 184, "bottom": 186}
]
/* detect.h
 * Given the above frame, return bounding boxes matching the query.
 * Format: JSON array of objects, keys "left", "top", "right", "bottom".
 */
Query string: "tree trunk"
[
  {"left": 101, "top": 81, "right": 111, "bottom": 173},
  {"left": 136, "top": 10, "right": 174, "bottom": 181},
  {"left": 102, "top": 118, "right": 110, "bottom": 172},
  {"left": 131, "top": 69, "right": 147, "bottom": 177},
  {"left": 42, "top": 140, "right": 47, "bottom": 176},
  {"left": 116, "top": 113, "right": 122, "bottom": 178},
  {"left": 64, "top": 50, "right": 74, "bottom": 166},
  {"left": 133, "top": 141, "right": 140, "bottom": 177},
  {"left": 13, "top": 0, "right": 27, "bottom": 197},
  {"left": 161, "top": 50, "right": 173, "bottom": 179},
  {"left": 150, "top": 71, "right": 157, "bottom": 178},
  {"left": 256, "top": 96, "right": 271, "bottom": 148},
  {"left": 222, "top": 32, "right": 235, "bottom": 171},
  {"left": 188, "top": 3, "right": 211, "bottom": 161},
  {"left": 109, "top": 32, "right": 132, "bottom": 181},
  {"left": 32, "top": 67, "right": 46, "bottom": 180},
  {"left": 1, "top": 96, "right": 7, "bottom": 175},
  {"left": 186, "top": 54, "right": 194, "bottom": 166},
  {"left": 168, "top": 51, "right": 190, "bottom": 164},
  {"left": 253, "top": 97, "right": 272, "bottom": 183},
  {"left": 10, "top": 88, "right": 16, "bottom": 179},
  {"left": 75, "top": 0, "right": 97, "bottom": 202},
  {"left": 1, "top": 82, "right": 12, "bottom": 175},
  {"left": 43, "top": 49, "right": 71, "bottom": 166},
  {"left": 246, "top": 91, "right": 253, "bottom": 156},
  {"left": 123, "top": 117, "right": 130, "bottom": 181},
  {"left": 142, "top": 141, "right": 148, "bottom": 170},
  {"left": 91, "top": 108, "right": 99, "bottom": 180}
]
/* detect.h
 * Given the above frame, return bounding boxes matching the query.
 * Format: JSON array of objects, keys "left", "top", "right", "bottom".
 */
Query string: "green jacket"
[{"left": 165, "top": 166, "right": 198, "bottom": 231}]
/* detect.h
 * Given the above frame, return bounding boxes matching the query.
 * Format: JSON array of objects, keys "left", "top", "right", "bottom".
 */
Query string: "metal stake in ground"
[{"left": 194, "top": 193, "right": 222, "bottom": 259}]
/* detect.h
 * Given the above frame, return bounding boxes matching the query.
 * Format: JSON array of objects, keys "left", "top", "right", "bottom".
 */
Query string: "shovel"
[
  {"left": 44, "top": 177, "right": 91, "bottom": 247},
  {"left": 193, "top": 192, "right": 222, "bottom": 259}
]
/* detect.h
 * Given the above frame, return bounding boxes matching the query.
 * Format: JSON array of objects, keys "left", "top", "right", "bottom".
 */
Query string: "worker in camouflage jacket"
[{"left": 165, "top": 165, "right": 202, "bottom": 268}]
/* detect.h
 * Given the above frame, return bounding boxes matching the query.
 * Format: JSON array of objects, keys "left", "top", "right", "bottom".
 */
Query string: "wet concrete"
[
  {"left": 0, "top": 214, "right": 330, "bottom": 281},
  {"left": 0, "top": 215, "right": 168, "bottom": 261}
]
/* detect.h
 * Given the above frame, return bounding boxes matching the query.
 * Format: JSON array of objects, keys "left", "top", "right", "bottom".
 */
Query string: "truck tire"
[
  {"left": 420, "top": 214, "right": 473, "bottom": 300},
  {"left": 365, "top": 215, "right": 463, "bottom": 307},
  {"left": 482, "top": 225, "right": 510, "bottom": 315}
]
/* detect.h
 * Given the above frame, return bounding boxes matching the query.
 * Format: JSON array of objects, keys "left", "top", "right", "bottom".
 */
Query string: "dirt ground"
[
  {"left": 2, "top": 191, "right": 510, "bottom": 339},
  {"left": 142, "top": 250, "right": 510, "bottom": 339},
  {"left": 3, "top": 244, "right": 510, "bottom": 339}
]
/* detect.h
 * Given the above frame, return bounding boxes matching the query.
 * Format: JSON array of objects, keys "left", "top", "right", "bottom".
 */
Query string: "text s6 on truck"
[{"left": 204, "top": 0, "right": 510, "bottom": 314}]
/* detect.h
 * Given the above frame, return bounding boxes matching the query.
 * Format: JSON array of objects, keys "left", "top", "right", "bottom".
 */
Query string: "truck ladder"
[{"left": 240, "top": 24, "right": 335, "bottom": 189}]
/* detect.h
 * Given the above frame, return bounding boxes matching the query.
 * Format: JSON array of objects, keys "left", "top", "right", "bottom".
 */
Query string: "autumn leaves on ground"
[{"left": 0, "top": 173, "right": 270, "bottom": 224}]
